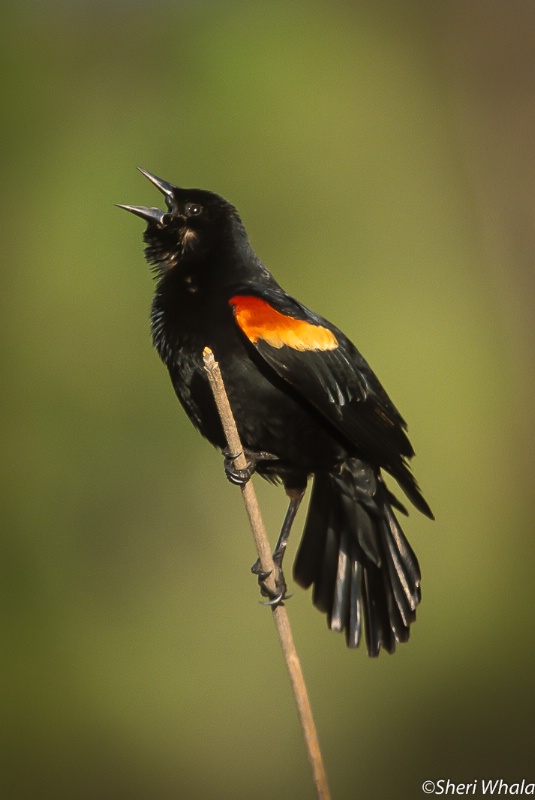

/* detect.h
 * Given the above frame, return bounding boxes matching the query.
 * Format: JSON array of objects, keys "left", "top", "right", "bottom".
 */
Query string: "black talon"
[
  {"left": 225, "top": 464, "right": 254, "bottom": 486},
  {"left": 251, "top": 558, "right": 291, "bottom": 606},
  {"left": 251, "top": 559, "right": 271, "bottom": 582},
  {"left": 223, "top": 448, "right": 256, "bottom": 485},
  {"left": 223, "top": 447, "right": 281, "bottom": 486},
  {"left": 222, "top": 446, "right": 242, "bottom": 460},
  {"left": 261, "top": 590, "right": 286, "bottom": 607}
]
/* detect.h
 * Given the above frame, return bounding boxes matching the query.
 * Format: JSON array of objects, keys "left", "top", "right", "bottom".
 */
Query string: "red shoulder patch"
[{"left": 230, "top": 295, "right": 338, "bottom": 352}]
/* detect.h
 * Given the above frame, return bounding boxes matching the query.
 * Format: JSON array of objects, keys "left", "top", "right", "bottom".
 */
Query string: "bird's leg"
[
  {"left": 223, "top": 447, "right": 277, "bottom": 486},
  {"left": 252, "top": 487, "right": 305, "bottom": 606}
]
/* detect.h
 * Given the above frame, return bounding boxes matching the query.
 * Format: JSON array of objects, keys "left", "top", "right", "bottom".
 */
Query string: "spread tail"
[{"left": 293, "top": 459, "right": 424, "bottom": 656}]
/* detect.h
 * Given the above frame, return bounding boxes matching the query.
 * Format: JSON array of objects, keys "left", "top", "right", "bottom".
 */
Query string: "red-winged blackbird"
[{"left": 119, "top": 168, "right": 433, "bottom": 656}]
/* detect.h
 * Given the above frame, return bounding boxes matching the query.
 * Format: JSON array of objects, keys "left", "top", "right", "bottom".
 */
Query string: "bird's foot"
[
  {"left": 223, "top": 448, "right": 256, "bottom": 485},
  {"left": 223, "top": 448, "right": 278, "bottom": 486},
  {"left": 251, "top": 548, "right": 292, "bottom": 607}
]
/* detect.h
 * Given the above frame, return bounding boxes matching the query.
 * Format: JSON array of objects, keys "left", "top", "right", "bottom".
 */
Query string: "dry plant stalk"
[{"left": 203, "top": 347, "right": 331, "bottom": 800}]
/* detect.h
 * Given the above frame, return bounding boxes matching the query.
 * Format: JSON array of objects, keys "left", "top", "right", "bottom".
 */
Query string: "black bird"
[{"left": 118, "top": 168, "right": 433, "bottom": 656}]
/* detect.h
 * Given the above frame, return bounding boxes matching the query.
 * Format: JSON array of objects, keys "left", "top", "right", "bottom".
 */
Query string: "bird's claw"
[
  {"left": 260, "top": 591, "right": 283, "bottom": 606},
  {"left": 251, "top": 558, "right": 292, "bottom": 607},
  {"left": 223, "top": 447, "right": 280, "bottom": 486},
  {"left": 223, "top": 448, "right": 256, "bottom": 485},
  {"left": 250, "top": 560, "right": 271, "bottom": 582},
  {"left": 260, "top": 590, "right": 293, "bottom": 606}
]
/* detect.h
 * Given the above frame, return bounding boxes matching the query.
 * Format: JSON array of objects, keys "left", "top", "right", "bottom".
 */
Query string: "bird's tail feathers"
[{"left": 293, "top": 460, "right": 422, "bottom": 656}]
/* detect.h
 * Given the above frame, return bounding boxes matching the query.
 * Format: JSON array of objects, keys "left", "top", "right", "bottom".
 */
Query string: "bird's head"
[{"left": 118, "top": 168, "right": 246, "bottom": 275}]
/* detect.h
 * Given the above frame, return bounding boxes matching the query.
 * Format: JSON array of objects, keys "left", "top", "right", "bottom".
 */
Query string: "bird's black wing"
[{"left": 228, "top": 289, "right": 432, "bottom": 516}]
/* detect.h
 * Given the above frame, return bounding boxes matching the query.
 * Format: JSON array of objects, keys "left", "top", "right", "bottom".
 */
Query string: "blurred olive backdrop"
[{"left": 3, "top": 2, "right": 535, "bottom": 798}]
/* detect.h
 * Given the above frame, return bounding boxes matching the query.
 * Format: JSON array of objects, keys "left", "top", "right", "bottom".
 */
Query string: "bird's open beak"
[{"left": 117, "top": 167, "right": 178, "bottom": 224}]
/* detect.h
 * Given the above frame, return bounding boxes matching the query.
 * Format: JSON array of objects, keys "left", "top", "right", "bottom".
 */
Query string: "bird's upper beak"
[{"left": 117, "top": 167, "right": 178, "bottom": 224}]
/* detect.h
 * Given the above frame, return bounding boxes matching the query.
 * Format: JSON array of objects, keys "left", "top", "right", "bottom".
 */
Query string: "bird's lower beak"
[{"left": 116, "top": 204, "right": 166, "bottom": 225}]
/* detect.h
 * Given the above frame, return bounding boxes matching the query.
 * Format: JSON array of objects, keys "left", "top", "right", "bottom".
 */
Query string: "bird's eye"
[{"left": 185, "top": 202, "right": 203, "bottom": 217}]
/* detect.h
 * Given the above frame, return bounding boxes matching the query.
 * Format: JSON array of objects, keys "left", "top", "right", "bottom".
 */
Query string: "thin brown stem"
[{"left": 203, "top": 347, "right": 331, "bottom": 800}]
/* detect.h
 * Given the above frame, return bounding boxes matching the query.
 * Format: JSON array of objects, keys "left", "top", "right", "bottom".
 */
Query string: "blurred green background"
[{"left": 3, "top": 1, "right": 535, "bottom": 798}]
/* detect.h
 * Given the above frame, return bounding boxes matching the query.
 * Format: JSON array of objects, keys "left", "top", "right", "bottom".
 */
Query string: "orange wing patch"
[{"left": 230, "top": 295, "right": 338, "bottom": 351}]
